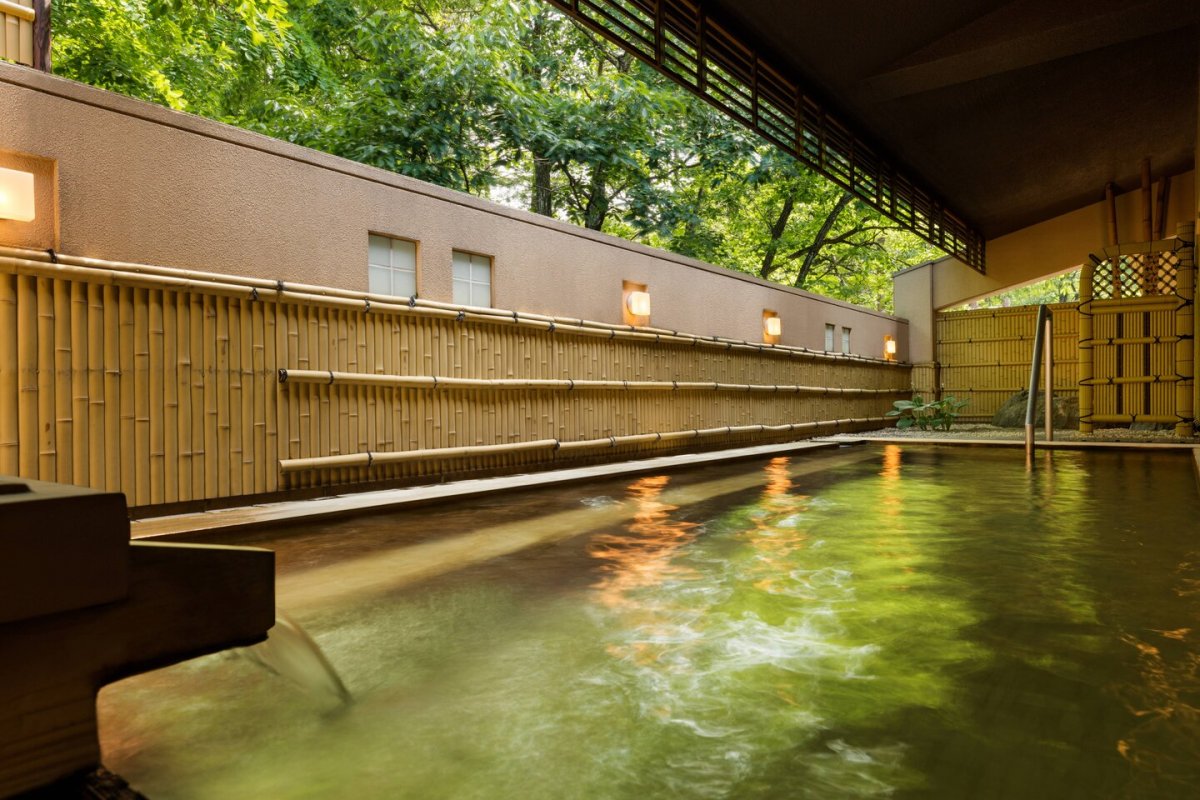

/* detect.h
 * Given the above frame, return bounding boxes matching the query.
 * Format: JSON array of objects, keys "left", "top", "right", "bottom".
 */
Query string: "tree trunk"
[
  {"left": 794, "top": 191, "right": 853, "bottom": 288},
  {"left": 759, "top": 193, "right": 796, "bottom": 279},
  {"left": 584, "top": 163, "right": 609, "bottom": 230},
  {"left": 531, "top": 155, "right": 553, "bottom": 217}
]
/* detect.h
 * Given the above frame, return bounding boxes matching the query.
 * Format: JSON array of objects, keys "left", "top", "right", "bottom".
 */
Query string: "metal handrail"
[{"left": 1024, "top": 305, "right": 1054, "bottom": 464}]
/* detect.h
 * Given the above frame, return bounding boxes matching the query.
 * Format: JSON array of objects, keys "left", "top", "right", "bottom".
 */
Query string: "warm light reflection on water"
[{"left": 97, "top": 447, "right": 1200, "bottom": 799}]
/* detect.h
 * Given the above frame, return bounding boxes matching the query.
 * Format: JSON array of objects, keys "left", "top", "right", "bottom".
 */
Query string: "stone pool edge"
[{"left": 130, "top": 439, "right": 851, "bottom": 540}]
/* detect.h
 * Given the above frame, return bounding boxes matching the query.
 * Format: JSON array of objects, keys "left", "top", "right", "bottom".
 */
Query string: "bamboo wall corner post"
[
  {"left": 1078, "top": 261, "right": 1095, "bottom": 434},
  {"left": 1180, "top": 222, "right": 1197, "bottom": 436}
]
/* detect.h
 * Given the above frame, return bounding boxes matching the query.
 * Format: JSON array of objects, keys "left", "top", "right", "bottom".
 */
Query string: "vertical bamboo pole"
[
  {"left": 1105, "top": 183, "right": 1121, "bottom": 298},
  {"left": 1178, "top": 222, "right": 1196, "bottom": 436},
  {"left": 269, "top": 298, "right": 285, "bottom": 493},
  {"left": 203, "top": 294, "right": 218, "bottom": 498},
  {"left": 37, "top": 278, "right": 56, "bottom": 481},
  {"left": 177, "top": 289, "right": 193, "bottom": 502},
  {"left": 240, "top": 298, "right": 255, "bottom": 494},
  {"left": 103, "top": 285, "right": 121, "bottom": 492},
  {"left": 70, "top": 281, "right": 88, "bottom": 487},
  {"left": 87, "top": 283, "right": 104, "bottom": 490},
  {"left": 148, "top": 288, "right": 165, "bottom": 505},
  {"left": 192, "top": 293, "right": 208, "bottom": 500},
  {"left": 118, "top": 286, "right": 136, "bottom": 498},
  {"left": 133, "top": 287, "right": 150, "bottom": 506},
  {"left": 216, "top": 296, "right": 231, "bottom": 498},
  {"left": 0, "top": 275, "right": 17, "bottom": 475},
  {"left": 162, "top": 289, "right": 179, "bottom": 503},
  {"left": 228, "top": 298, "right": 243, "bottom": 497},
  {"left": 253, "top": 298, "right": 267, "bottom": 494},
  {"left": 1079, "top": 261, "right": 1095, "bottom": 433}
]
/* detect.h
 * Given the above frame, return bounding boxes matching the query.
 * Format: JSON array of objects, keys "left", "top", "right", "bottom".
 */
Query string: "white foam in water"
[{"left": 580, "top": 495, "right": 620, "bottom": 508}]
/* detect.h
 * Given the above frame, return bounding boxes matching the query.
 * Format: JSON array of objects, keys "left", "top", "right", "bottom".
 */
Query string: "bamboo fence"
[
  {"left": 0, "top": 246, "right": 909, "bottom": 510},
  {"left": 1078, "top": 225, "right": 1195, "bottom": 434},
  {"left": 933, "top": 303, "right": 1079, "bottom": 421},
  {"left": 0, "top": 1, "right": 34, "bottom": 67}
]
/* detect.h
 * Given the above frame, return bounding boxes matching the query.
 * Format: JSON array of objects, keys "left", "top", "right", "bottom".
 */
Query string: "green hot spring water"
[{"left": 99, "top": 445, "right": 1200, "bottom": 798}]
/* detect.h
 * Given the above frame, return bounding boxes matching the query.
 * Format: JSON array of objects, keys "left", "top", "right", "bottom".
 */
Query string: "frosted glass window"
[
  {"left": 841, "top": 327, "right": 852, "bottom": 355},
  {"left": 824, "top": 324, "right": 836, "bottom": 352},
  {"left": 367, "top": 234, "right": 417, "bottom": 298},
  {"left": 452, "top": 250, "right": 492, "bottom": 307}
]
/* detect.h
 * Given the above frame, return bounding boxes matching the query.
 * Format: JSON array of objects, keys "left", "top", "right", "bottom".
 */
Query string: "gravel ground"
[{"left": 848, "top": 422, "right": 1197, "bottom": 444}]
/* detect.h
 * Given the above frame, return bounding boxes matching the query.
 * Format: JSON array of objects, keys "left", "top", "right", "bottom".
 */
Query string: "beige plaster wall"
[{"left": 0, "top": 64, "right": 907, "bottom": 360}]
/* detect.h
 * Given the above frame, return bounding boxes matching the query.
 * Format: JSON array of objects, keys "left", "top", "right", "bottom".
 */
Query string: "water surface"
[{"left": 99, "top": 445, "right": 1200, "bottom": 798}]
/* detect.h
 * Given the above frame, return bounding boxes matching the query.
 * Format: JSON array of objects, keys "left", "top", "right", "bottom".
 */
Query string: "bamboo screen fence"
[
  {"left": 934, "top": 303, "right": 1080, "bottom": 421},
  {"left": 1079, "top": 226, "right": 1195, "bottom": 435},
  {"left": 0, "top": 245, "right": 908, "bottom": 511},
  {"left": 0, "top": 0, "right": 34, "bottom": 67}
]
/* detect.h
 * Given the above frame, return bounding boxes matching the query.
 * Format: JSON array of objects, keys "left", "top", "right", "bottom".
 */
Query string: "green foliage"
[
  {"left": 51, "top": 0, "right": 944, "bottom": 311},
  {"left": 955, "top": 270, "right": 1080, "bottom": 311},
  {"left": 886, "top": 395, "right": 968, "bottom": 432}
]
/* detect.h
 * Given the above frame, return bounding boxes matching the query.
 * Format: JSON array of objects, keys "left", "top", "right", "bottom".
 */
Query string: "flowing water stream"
[{"left": 98, "top": 445, "right": 1200, "bottom": 798}]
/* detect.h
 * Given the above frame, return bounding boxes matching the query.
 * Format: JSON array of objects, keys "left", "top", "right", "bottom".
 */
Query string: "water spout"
[{"left": 241, "top": 610, "right": 352, "bottom": 706}]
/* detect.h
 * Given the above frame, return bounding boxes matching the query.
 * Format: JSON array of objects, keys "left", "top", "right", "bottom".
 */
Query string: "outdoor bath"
[{"left": 99, "top": 445, "right": 1200, "bottom": 799}]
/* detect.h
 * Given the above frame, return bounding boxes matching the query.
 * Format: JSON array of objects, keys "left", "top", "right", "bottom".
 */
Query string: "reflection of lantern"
[
  {"left": 0, "top": 167, "right": 35, "bottom": 222},
  {"left": 764, "top": 316, "right": 782, "bottom": 338},
  {"left": 884, "top": 335, "right": 897, "bottom": 361},
  {"left": 625, "top": 291, "right": 651, "bottom": 317}
]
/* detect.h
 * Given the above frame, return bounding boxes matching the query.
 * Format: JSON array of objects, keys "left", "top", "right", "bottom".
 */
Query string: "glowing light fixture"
[
  {"left": 0, "top": 167, "right": 35, "bottom": 222},
  {"left": 884, "top": 335, "right": 897, "bottom": 361},
  {"left": 626, "top": 290, "right": 651, "bottom": 317},
  {"left": 764, "top": 316, "right": 782, "bottom": 338}
]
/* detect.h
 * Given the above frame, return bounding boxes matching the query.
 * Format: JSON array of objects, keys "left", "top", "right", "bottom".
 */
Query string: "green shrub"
[{"left": 886, "top": 395, "right": 968, "bottom": 431}]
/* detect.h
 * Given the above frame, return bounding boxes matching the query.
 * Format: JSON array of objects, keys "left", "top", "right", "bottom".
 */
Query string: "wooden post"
[
  {"left": 1175, "top": 223, "right": 1195, "bottom": 436},
  {"left": 32, "top": 0, "right": 49, "bottom": 72}
]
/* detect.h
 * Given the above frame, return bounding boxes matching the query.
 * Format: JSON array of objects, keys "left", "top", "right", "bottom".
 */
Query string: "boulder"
[{"left": 991, "top": 390, "right": 1078, "bottom": 428}]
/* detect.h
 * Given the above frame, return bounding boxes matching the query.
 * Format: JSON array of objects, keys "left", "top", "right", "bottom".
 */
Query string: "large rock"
[{"left": 991, "top": 390, "right": 1078, "bottom": 428}]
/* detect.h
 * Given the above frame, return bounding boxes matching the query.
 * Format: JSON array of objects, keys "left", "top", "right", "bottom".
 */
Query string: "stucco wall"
[{"left": 0, "top": 63, "right": 908, "bottom": 360}]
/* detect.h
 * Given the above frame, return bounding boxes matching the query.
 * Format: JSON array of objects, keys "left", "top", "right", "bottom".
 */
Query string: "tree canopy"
[{"left": 52, "top": 0, "right": 944, "bottom": 311}]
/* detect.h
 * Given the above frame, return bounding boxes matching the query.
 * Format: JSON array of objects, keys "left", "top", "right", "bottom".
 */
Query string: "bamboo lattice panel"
[
  {"left": 935, "top": 304, "right": 1079, "bottom": 420},
  {"left": 0, "top": 255, "right": 909, "bottom": 510}
]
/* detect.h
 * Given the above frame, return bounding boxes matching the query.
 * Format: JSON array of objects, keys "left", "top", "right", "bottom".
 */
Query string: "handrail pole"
[
  {"left": 1025, "top": 304, "right": 1050, "bottom": 464},
  {"left": 1044, "top": 311, "right": 1054, "bottom": 442}
]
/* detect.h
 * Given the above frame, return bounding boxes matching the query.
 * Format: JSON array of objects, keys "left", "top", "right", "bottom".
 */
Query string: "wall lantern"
[
  {"left": 762, "top": 310, "right": 781, "bottom": 344},
  {"left": 884, "top": 335, "right": 897, "bottom": 361},
  {"left": 626, "top": 290, "right": 652, "bottom": 318},
  {"left": 0, "top": 167, "right": 36, "bottom": 222}
]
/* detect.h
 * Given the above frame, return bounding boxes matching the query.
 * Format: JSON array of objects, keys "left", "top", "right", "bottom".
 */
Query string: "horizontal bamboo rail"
[
  {"left": 1087, "top": 414, "right": 1179, "bottom": 424},
  {"left": 0, "top": 1, "right": 34, "bottom": 21},
  {"left": 1079, "top": 375, "right": 1180, "bottom": 386},
  {"left": 278, "top": 369, "right": 909, "bottom": 396},
  {"left": 279, "top": 417, "right": 886, "bottom": 473},
  {"left": 0, "top": 247, "right": 908, "bottom": 510}
]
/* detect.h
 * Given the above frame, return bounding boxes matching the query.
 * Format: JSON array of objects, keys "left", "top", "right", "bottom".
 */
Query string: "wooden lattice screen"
[
  {"left": 1079, "top": 225, "right": 1196, "bottom": 436},
  {"left": 542, "top": 0, "right": 985, "bottom": 271}
]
